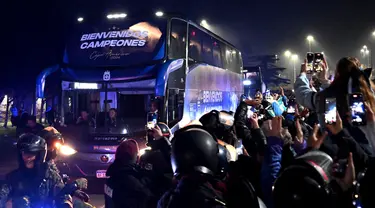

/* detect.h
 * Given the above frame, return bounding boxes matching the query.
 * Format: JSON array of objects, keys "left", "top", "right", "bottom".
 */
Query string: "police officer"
[
  {"left": 158, "top": 126, "right": 227, "bottom": 208},
  {"left": 0, "top": 133, "right": 72, "bottom": 207},
  {"left": 38, "top": 127, "right": 92, "bottom": 206},
  {"left": 140, "top": 123, "right": 173, "bottom": 176}
]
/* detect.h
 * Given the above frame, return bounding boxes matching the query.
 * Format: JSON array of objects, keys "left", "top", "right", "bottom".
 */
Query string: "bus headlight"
[{"left": 59, "top": 145, "right": 77, "bottom": 156}]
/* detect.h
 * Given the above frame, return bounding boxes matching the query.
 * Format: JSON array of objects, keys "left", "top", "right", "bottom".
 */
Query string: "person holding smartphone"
[{"left": 294, "top": 57, "right": 375, "bottom": 156}]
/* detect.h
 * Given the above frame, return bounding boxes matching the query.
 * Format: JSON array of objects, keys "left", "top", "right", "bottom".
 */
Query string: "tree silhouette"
[{"left": 244, "top": 55, "right": 290, "bottom": 89}]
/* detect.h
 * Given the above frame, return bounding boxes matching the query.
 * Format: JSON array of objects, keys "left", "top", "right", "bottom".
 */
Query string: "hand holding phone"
[
  {"left": 349, "top": 93, "right": 366, "bottom": 126},
  {"left": 325, "top": 98, "right": 337, "bottom": 124},
  {"left": 306, "top": 52, "right": 314, "bottom": 73},
  {"left": 147, "top": 112, "right": 158, "bottom": 129}
]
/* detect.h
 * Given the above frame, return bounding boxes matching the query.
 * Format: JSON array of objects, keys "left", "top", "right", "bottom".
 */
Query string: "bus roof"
[{"left": 166, "top": 14, "right": 240, "bottom": 51}]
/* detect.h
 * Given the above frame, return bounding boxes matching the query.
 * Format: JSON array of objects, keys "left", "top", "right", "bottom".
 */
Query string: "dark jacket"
[
  {"left": 234, "top": 101, "right": 267, "bottom": 157},
  {"left": 325, "top": 129, "right": 369, "bottom": 173},
  {"left": 0, "top": 162, "right": 71, "bottom": 207},
  {"left": 105, "top": 161, "right": 164, "bottom": 208},
  {"left": 140, "top": 137, "right": 172, "bottom": 175},
  {"left": 24, "top": 123, "right": 45, "bottom": 135},
  {"left": 158, "top": 176, "right": 226, "bottom": 208}
]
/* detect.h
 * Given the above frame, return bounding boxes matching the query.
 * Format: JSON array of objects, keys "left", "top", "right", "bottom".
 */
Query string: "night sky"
[{"left": 2, "top": 0, "right": 375, "bottom": 89}]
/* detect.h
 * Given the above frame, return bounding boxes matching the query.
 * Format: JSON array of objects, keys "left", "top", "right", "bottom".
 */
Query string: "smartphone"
[
  {"left": 147, "top": 112, "right": 157, "bottom": 129},
  {"left": 287, "top": 105, "right": 296, "bottom": 114},
  {"left": 287, "top": 99, "right": 296, "bottom": 114},
  {"left": 349, "top": 93, "right": 366, "bottom": 126},
  {"left": 333, "top": 159, "right": 348, "bottom": 178},
  {"left": 306, "top": 52, "right": 314, "bottom": 73},
  {"left": 236, "top": 140, "right": 243, "bottom": 155},
  {"left": 325, "top": 98, "right": 337, "bottom": 124},
  {"left": 313, "top": 53, "right": 324, "bottom": 72},
  {"left": 247, "top": 106, "right": 254, "bottom": 118}
]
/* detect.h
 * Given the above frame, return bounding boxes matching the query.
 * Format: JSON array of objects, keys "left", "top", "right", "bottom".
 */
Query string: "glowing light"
[
  {"left": 200, "top": 19, "right": 209, "bottom": 28},
  {"left": 291, "top": 54, "right": 298, "bottom": 61},
  {"left": 373, "top": 31, "right": 375, "bottom": 36},
  {"left": 77, "top": 17, "right": 84, "bottom": 22},
  {"left": 122, "top": 128, "right": 128, "bottom": 134},
  {"left": 74, "top": 82, "right": 98, "bottom": 89},
  {"left": 139, "top": 147, "right": 152, "bottom": 156},
  {"left": 155, "top": 11, "right": 164, "bottom": 17},
  {"left": 307, "top": 35, "right": 314, "bottom": 42},
  {"left": 284, "top": 50, "right": 291, "bottom": 58},
  {"left": 243, "top": 80, "right": 252, "bottom": 86},
  {"left": 107, "top": 13, "right": 127, "bottom": 19},
  {"left": 59, "top": 145, "right": 77, "bottom": 156},
  {"left": 363, "top": 45, "right": 368, "bottom": 49}
]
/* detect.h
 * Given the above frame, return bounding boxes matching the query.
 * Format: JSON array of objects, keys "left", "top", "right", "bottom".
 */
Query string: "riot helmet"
[
  {"left": 38, "top": 127, "right": 64, "bottom": 161},
  {"left": 171, "top": 126, "right": 219, "bottom": 178},
  {"left": 199, "top": 110, "right": 234, "bottom": 141},
  {"left": 17, "top": 133, "right": 47, "bottom": 169},
  {"left": 273, "top": 150, "right": 333, "bottom": 208}
]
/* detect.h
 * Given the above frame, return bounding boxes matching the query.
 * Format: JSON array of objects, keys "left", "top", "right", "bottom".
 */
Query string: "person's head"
[
  {"left": 109, "top": 108, "right": 117, "bottom": 119},
  {"left": 171, "top": 126, "right": 219, "bottom": 178},
  {"left": 115, "top": 139, "right": 139, "bottom": 164},
  {"left": 328, "top": 57, "right": 375, "bottom": 117},
  {"left": 80, "top": 110, "right": 88, "bottom": 119},
  {"left": 27, "top": 116, "right": 37, "bottom": 128},
  {"left": 150, "top": 101, "right": 158, "bottom": 113},
  {"left": 17, "top": 133, "right": 47, "bottom": 169},
  {"left": 38, "top": 127, "right": 64, "bottom": 160}
]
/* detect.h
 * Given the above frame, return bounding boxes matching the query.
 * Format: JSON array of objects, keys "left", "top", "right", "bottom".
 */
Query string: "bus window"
[
  {"left": 202, "top": 33, "right": 214, "bottom": 66},
  {"left": 169, "top": 19, "right": 187, "bottom": 59},
  {"left": 188, "top": 25, "right": 202, "bottom": 62},
  {"left": 213, "top": 40, "right": 223, "bottom": 68}
]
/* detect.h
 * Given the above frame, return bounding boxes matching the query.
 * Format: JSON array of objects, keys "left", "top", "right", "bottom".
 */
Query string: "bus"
[{"left": 37, "top": 12, "right": 243, "bottom": 178}]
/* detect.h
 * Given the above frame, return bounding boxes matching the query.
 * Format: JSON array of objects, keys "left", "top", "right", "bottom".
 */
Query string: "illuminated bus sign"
[{"left": 65, "top": 21, "right": 165, "bottom": 67}]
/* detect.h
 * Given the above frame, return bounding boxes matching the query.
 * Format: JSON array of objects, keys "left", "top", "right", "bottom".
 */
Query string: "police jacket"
[
  {"left": 158, "top": 175, "right": 227, "bottom": 208},
  {"left": 104, "top": 161, "right": 157, "bottom": 208},
  {"left": 0, "top": 162, "right": 72, "bottom": 208}
]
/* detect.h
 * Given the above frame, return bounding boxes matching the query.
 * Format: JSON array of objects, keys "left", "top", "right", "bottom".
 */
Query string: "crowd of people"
[
  {"left": 2, "top": 56, "right": 375, "bottom": 208},
  {"left": 103, "top": 56, "right": 375, "bottom": 208}
]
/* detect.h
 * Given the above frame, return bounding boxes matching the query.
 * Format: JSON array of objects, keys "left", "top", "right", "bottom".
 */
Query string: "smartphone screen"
[
  {"left": 236, "top": 140, "right": 243, "bottom": 155},
  {"left": 287, "top": 106, "right": 296, "bottom": 114},
  {"left": 247, "top": 106, "right": 254, "bottom": 118},
  {"left": 349, "top": 93, "right": 366, "bottom": 126},
  {"left": 314, "top": 53, "right": 324, "bottom": 72},
  {"left": 147, "top": 112, "right": 157, "bottom": 129},
  {"left": 306, "top": 52, "right": 314, "bottom": 73},
  {"left": 325, "top": 98, "right": 336, "bottom": 124}
]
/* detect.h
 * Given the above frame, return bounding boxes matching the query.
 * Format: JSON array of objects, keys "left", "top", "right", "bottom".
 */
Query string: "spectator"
[{"left": 24, "top": 115, "right": 44, "bottom": 135}]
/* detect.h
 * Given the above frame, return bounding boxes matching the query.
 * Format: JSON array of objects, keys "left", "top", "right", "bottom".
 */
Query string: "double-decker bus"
[{"left": 37, "top": 12, "right": 243, "bottom": 178}]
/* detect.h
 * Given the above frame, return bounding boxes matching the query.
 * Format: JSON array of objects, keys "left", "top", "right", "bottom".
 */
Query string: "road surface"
[{"left": 0, "top": 134, "right": 105, "bottom": 208}]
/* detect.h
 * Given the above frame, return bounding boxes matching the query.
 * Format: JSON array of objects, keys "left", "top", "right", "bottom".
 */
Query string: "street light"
[
  {"left": 200, "top": 19, "right": 209, "bottom": 28},
  {"left": 107, "top": 13, "right": 127, "bottom": 19},
  {"left": 306, "top": 35, "right": 314, "bottom": 52},
  {"left": 155, "top": 11, "right": 164, "bottom": 17},
  {"left": 291, "top": 54, "right": 299, "bottom": 82},
  {"left": 361, "top": 46, "right": 371, "bottom": 68},
  {"left": 77, "top": 17, "right": 84, "bottom": 22},
  {"left": 284, "top": 50, "right": 291, "bottom": 58}
]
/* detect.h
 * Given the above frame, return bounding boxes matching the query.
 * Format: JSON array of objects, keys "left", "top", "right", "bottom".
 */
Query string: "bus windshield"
[
  {"left": 65, "top": 18, "right": 167, "bottom": 68},
  {"left": 70, "top": 90, "right": 155, "bottom": 135}
]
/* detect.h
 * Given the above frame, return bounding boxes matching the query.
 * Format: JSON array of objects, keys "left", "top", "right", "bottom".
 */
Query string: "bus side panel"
[{"left": 182, "top": 64, "right": 243, "bottom": 122}]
